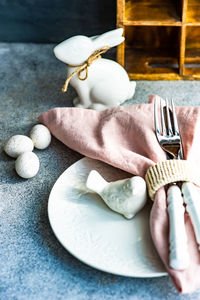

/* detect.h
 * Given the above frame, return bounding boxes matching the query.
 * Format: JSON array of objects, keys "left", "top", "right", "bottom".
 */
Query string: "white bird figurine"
[
  {"left": 86, "top": 170, "right": 147, "bottom": 219},
  {"left": 54, "top": 28, "right": 136, "bottom": 110}
]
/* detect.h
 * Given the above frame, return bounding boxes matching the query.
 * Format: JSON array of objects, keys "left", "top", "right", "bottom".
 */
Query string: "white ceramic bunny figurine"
[
  {"left": 86, "top": 170, "right": 147, "bottom": 219},
  {"left": 54, "top": 28, "right": 136, "bottom": 110}
]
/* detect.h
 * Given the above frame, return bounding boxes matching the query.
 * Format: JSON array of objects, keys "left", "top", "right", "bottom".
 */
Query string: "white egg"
[
  {"left": 30, "top": 124, "right": 51, "bottom": 149},
  {"left": 4, "top": 135, "right": 34, "bottom": 158},
  {"left": 15, "top": 152, "right": 40, "bottom": 179}
]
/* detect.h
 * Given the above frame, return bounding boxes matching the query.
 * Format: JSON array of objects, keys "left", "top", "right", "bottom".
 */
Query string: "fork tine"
[
  {"left": 166, "top": 98, "right": 173, "bottom": 136},
  {"left": 171, "top": 98, "right": 184, "bottom": 159},
  {"left": 160, "top": 99, "right": 167, "bottom": 136},
  {"left": 154, "top": 97, "right": 161, "bottom": 137},
  {"left": 171, "top": 98, "right": 179, "bottom": 136}
]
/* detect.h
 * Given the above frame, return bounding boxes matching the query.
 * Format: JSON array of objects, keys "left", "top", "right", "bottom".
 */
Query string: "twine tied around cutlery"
[
  {"left": 145, "top": 160, "right": 200, "bottom": 200},
  {"left": 62, "top": 46, "right": 110, "bottom": 93}
]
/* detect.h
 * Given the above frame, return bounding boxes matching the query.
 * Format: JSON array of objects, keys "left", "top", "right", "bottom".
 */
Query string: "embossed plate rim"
[{"left": 48, "top": 157, "right": 167, "bottom": 278}]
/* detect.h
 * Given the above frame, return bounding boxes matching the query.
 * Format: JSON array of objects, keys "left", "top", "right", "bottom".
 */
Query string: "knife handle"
[
  {"left": 167, "top": 185, "right": 190, "bottom": 270},
  {"left": 182, "top": 182, "right": 200, "bottom": 250}
]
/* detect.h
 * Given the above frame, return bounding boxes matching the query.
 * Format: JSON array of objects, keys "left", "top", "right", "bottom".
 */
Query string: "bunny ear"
[{"left": 92, "top": 28, "right": 124, "bottom": 50}]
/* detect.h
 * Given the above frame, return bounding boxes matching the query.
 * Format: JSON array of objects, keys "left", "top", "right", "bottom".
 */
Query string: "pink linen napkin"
[{"left": 39, "top": 95, "right": 200, "bottom": 293}]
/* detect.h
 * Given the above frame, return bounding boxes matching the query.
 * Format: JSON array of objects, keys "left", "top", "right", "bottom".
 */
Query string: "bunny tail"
[
  {"left": 86, "top": 170, "right": 108, "bottom": 194},
  {"left": 127, "top": 81, "right": 136, "bottom": 99}
]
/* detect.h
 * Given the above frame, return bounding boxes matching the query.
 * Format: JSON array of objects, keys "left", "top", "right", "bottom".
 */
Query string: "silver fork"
[
  {"left": 154, "top": 97, "right": 189, "bottom": 270},
  {"left": 154, "top": 98, "right": 183, "bottom": 160}
]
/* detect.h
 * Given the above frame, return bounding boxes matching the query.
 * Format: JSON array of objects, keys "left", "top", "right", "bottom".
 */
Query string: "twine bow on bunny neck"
[{"left": 62, "top": 46, "right": 110, "bottom": 93}]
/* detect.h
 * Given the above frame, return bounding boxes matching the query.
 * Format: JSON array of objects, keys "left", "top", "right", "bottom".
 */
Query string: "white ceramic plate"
[{"left": 48, "top": 157, "right": 167, "bottom": 277}]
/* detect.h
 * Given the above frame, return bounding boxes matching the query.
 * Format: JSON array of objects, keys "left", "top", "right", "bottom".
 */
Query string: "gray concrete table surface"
[{"left": 1, "top": 43, "right": 200, "bottom": 300}]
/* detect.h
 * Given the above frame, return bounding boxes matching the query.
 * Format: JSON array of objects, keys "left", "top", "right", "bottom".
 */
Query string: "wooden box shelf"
[
  {"left": 125, "top": 0, "right": 182, "bottom": 24},
  {"left": 187, "top": 0, "right": 200, "bottom": 23},
  {"left": 117, "top": 0, "right": 200, "bottom": 80},
  {"left": 184, "top": 26, "right": 200, "bottom": 76}
]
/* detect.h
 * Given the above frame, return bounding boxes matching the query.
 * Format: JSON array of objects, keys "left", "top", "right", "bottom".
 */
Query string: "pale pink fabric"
[{"left": 39, "top": 95, "right": 200, "bottom": 293}]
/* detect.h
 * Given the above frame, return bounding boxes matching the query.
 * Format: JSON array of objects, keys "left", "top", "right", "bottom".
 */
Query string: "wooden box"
[{"left": 117, "top": 0, "right": 200, "bottom": 80}]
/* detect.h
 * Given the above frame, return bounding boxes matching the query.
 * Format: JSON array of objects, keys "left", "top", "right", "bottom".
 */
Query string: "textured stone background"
[
  {"left": 1, "top": 43, "right": 200, "bottom": 299},
  {"left": 0, "top": 0, "right": 116, "bottom": 42}
]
